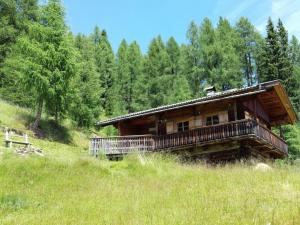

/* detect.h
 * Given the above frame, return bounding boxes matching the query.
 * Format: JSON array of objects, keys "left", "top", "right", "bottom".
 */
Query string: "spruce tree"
[
  {"left": 259, "top": 18, "right": 280, "bottom": 82},
  {"left": 277, "top": 19, "right": 294, "bottom": 90},
  {"left": 290, "top": 35, "right": 300, "bottom": 66}
]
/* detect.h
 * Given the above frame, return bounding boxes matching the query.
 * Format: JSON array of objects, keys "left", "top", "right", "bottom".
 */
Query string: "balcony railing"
[{"left": 90, "top": 120, "right": 288, "bottom": 156}]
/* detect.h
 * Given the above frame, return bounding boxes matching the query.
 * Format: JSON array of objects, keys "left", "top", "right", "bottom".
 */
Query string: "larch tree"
[
  {"left": 235, "top": 17, "right": 261, "bottom": 86},
  {"left": 112, "top": 39, "right": 130, "bottom": 115},
  {"left": 184, "top": 21, "right": 203, "bottom": 97},
  {"left": 212, "top": 17, "right": 243, "bottom": 90},
  {"left": 0, "top": 0, "right": 38, "bottom": 106},
  {"left": 166, "top": 36, "right": 180, "bottom": 76},
  {"left": 94, "top": 30, "right": 114, "bottom": 115},
  {"left": 2, "top": 0, "right": 76, "bottom": 130},
  {"left": 144, "top": 36, "right": 170, "bottom": 107},
  {"left": 127, "top": 41, "right": 144, "bottom": 112},
  {"left": 70, "top": 34, "right": 102, "bottom": 127}
]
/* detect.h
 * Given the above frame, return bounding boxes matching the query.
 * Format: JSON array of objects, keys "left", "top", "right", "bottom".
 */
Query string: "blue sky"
[{"left": 58, "top": 0, "right": 300, "bottom": 53}]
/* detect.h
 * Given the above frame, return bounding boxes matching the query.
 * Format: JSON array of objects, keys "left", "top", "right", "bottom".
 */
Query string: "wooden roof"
[{"left": 96, "top": 80, "right": 298, "bottom": 127}]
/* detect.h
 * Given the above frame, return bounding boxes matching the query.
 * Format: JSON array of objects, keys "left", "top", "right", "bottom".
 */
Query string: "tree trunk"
[
  {"left": 279, "top": 126, "right": 284, "bottom": 138},
  {"left": 32, "top": 99, "right": 43, "bottom": 131}
]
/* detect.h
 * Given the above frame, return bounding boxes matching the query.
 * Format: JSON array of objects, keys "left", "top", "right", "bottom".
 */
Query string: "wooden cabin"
[{"left": 91, "top": 80, "right": 298, "bottom": 161}]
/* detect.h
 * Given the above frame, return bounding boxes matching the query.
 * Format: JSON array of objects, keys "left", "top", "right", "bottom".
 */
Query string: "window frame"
[
  {"left": 206, "top": 115, "right": 219, "bottom": 126},
  {"left": 177, "top": 121, "right": 189, "bottom": 132}
]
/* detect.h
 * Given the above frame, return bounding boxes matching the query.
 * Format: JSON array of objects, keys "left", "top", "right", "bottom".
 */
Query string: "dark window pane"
[
  {"left": 177, "top": 121, "right": 189, "bottom": 132},
  {"left": 206, "top": 117, "right": 212, "bottom": 126},
  {"left": 213, "top": 115, "right": 219, "bottom": 124},
  {"left": 183, "top": 121, "right": 189, "bottom": 131},
  {"left": 177, "top": 123, "right": 183, "bottom": 132}
]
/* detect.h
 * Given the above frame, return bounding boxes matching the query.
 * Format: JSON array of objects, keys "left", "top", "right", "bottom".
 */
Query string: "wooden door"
[{"left": 158, "top": 121, "right": 166, "bottom": 135}]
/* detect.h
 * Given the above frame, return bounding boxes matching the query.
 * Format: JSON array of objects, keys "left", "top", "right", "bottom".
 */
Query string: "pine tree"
[
  {"left": 198, "top": 18, "right": 217, "bottom": 91},
  {"left": 277, "top": 19, "right": 294, "bottom": 90},
  {"left": 235, "top": 17, "right": 261, "bottom": 86},
  {"left": 166, "top": 37, "right": 180, "bottom": 76},
  {"left": 2, "top": 0, "right": 77, "bottom": 130},
  {"left": 94, "top": 30, "right": 114, "bottom": 115},
  {"left": 70, "top": 34, "right": 102, "bottom": 127},
  {"left": 166, "top": 75, "right": 191, "bottom": 103},
  {"left": 259, "top": 18, "right": 280, "bottom": 82},
  {"left": 289, "top": 36, "right": 300, "bottom": 110},
  {"left": 290, "top": 35, "right": 300, "bottom": 66},
  {"left": 0, "top": 0, "right": 38, "bottom": 90},
  {"left": 0, "top": 0, "right": 17, "bottom": 65},
  {"left": 184, "top": 21, "right": 203, "bottom": 96},
  {"left": 112, "top": 39, "right": 129, "bottom": 115},
  {"left": 144, "top": 36, "right": 170, "bottom": 107},
  {"left": 214, "top": 18, "right": 243, "bottom": 90},
  {"left": 127, "top": 41, "right": 143, "bottom": 112}
]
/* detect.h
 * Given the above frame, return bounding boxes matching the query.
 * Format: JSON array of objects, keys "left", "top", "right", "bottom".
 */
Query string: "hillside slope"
[
  {"left": 0, "top": 99, "right": 90, "bottom": 160},
  {"left": 0, "top": 100, "right": 300, "bottom": 225}
]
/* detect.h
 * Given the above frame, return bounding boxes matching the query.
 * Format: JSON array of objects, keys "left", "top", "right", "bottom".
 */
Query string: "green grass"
[
  {"left": 0, "top": 99, "right": 31, "bottom": 132},
  {"left": 0, "top": 154, "right": 300, "bottom": 225},
  {"left": 1, "top": 99, "right": 300, "bottom": 224},
  {"left": 0, "top": 99, "right": 90, "bottom": 160}
]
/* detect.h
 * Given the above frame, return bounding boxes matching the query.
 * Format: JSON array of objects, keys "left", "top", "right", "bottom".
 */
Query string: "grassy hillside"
[
  {"left": 0, "top": 99, "right": 91, "bottom": 161},
  {"left": 0, "top": 154, "right": 300, "bottom": 225},
  {"left": 0, "top": 100, "right": 300, "bottom": 225}
]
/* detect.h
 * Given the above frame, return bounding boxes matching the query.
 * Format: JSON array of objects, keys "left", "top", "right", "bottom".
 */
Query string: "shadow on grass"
[{"left": 22, "top": 114, "right": 73, "bottom": 144}]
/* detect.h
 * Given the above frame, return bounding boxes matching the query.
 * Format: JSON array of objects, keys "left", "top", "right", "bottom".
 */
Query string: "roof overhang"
[{"left": 96, "top": 80, "right": 298, "bottom": 127}]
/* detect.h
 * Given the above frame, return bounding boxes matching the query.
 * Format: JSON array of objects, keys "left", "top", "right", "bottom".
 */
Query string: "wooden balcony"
[{"left": 90, "top": 120, "right": 288, "bottom": 158}]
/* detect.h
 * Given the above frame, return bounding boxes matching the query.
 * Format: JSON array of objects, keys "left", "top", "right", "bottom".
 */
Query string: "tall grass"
[{"left": 0, "top": 153, "right": 299, "bottom": 225}]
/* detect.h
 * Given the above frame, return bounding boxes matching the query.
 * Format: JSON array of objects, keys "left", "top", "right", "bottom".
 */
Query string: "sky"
[{"left": 58, "top": 0, "right": 300, "bottom": 53}]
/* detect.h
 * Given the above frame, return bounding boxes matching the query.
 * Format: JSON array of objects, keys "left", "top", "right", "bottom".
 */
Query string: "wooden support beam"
[{"left": 233, "top": 99, "right": 237, "bottom": 120}]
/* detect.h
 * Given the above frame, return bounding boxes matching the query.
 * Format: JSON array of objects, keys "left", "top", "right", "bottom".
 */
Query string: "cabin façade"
[{"left": 90, "top": 80, "right": 298, "bottom": 161}]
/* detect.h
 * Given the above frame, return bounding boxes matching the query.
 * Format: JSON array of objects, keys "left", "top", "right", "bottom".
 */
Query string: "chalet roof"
[{"left": 96, "top": 80, "right": 298, "bottom": 126}]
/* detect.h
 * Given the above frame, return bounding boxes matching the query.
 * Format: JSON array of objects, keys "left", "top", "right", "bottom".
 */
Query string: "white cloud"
[
  {"left": 226, "top": 0, "right": 261, "bottom": 21},
  {"left": 255, "top": 0, "right": 300, "bottom": 38}
]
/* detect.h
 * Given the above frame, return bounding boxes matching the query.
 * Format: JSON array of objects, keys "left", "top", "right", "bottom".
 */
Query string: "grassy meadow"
[
  {"left": 0, "top": 153, "right": 300, "bottom": 225},
  {"left": 0, "top": 99, "right": 300, "bottom": 225}
]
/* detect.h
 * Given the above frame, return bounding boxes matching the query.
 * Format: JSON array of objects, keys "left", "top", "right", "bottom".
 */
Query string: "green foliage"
[
  {"left": 282, "top": 124, "right": 300, "bottom": 158},
  {"left": 0, "top": 2, "right": 300, "bottom": 159},
  {"left": 144, "top": 36, "right": 171, "bottom": 107},
  {"left": 70, "top": 34, "right": 102, "bottom": 127},
  {"left": 235, "top": 17, "right": 261, "bottom": 86},
  {"left": 2, "top": 0, "right": 77, "bottom": 129},
  {"left": 94, "top": 29, "right": 114, "bottom": 115}
]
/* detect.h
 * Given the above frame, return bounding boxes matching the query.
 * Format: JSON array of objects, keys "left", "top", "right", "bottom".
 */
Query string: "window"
[
  {"left": 177, "top": 121, "right": 189, "bottom": 132},
  {"left": 206, "top": 115, "right": 219, "bottom": 126}
]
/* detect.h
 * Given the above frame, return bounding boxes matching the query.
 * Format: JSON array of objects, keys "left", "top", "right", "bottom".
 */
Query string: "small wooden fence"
[{"left": 90, "top": 120, "right": 288, "bottom": 156}]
